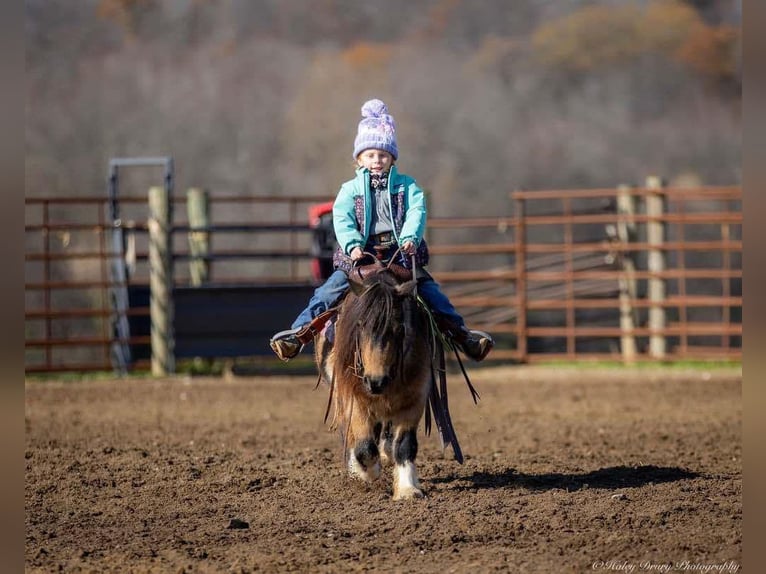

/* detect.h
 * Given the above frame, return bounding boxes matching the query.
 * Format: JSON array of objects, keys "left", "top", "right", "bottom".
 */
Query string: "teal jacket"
[{"left": 332, "top": 165, "right": 427, "bottom": 256}]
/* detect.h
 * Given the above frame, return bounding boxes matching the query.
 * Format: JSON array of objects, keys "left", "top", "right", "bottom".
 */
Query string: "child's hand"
[
  {"left": 401, "top": 241, "right": 416, "bottom": 255},
  {"left": 350, "top": 246, "right": 363, "bottom": 260}
]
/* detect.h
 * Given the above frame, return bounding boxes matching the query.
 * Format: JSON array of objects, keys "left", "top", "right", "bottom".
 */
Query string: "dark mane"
[{"left": 333, "top": 270, "right": 415, "bottom": 374}]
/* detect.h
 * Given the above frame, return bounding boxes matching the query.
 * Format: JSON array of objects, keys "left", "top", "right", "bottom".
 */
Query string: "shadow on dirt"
[{"left": 432, "top": 465, "right": 701, "bottom": 492}]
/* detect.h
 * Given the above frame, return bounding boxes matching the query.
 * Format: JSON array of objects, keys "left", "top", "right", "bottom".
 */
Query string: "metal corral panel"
[{"left": 128, "top": 284, "right": 315, "bottom": 360}]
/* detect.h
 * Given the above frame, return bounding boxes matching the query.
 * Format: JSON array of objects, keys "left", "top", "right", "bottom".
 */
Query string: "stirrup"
[
  {"left": 459, "top": 329, "right": 494, "bottom": 362},
  {"left": 269, "top": 327, "right": 304, "bottom": 361}
]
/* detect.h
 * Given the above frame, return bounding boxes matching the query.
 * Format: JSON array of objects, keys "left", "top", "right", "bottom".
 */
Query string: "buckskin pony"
[{"left": 314, "top": 256, "right": 478, "bottom": 500}]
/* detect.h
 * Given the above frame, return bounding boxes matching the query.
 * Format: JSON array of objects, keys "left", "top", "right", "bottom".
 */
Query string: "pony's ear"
[{"left": 395, "top": 279, "right": 418, "bottom": 297}]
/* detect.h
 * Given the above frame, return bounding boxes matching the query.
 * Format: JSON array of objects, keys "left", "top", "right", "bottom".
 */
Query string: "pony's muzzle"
[{"left": 363, "top": 374, "right": 390, "bottom": 395}]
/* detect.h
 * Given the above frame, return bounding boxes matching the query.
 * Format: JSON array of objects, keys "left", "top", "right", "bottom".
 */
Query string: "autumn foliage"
[
  {"left": 26, "top": 0, "right": 740, "bottom": 206},
  {"left": 532, "top": 0, "right": 739, "bottom": 83}
]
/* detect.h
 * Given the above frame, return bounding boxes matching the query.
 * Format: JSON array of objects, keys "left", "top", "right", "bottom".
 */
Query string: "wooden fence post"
[
  {"left": 645, "top": 176, "right": 667, "bottom": 359},
  {"left": 616, "top": 184, "right": 638, "bottom": 363},
  {"left": 149, "top": 186, "right": 175, "bottom": 375},
  {"left": 186, "top": 187, "right": 210, "bottom": 286},
  {"left": 514, "top": 195, "right": 527, "bottom": 362}
]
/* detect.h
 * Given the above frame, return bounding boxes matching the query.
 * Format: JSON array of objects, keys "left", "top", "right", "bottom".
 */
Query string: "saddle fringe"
[{"left": 420, "top": 297, "right": 480, "bottom": 464}]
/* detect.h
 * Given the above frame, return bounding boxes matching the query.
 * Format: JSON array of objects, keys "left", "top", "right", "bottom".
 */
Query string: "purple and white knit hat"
[{"left": 352, "top": 99, "right": 398, "bottom": 160}]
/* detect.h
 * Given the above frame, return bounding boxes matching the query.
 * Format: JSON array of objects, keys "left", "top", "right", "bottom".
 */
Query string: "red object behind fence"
[{"left": 308, "top": 201, "right": 336, "bottom": 283}]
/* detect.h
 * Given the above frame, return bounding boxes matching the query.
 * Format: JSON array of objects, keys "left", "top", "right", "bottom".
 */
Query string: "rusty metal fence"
[
  {"left": 509, "top": 184, "right": 741, "bottom": 361},
  {"left": 25, "top": 183, "right": 741, "bottom": 374}
]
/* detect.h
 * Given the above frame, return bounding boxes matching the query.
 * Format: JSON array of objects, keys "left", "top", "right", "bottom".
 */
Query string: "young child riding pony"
[{"left": 270, "top": 99, "right": 493, "bottom": 362}]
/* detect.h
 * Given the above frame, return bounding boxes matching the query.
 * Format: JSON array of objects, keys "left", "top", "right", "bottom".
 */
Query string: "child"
[{"left": 270, "top": 99, "right": 493, "bottom": 362}]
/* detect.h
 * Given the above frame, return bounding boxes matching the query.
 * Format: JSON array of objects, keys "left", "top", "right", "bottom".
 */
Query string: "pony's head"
[{"left": 335, "top": 269, "right": 421, "bottom": 396}]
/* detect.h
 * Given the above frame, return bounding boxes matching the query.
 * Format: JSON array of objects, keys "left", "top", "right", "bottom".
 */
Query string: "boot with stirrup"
[
  {"left": 270, "top": 309, "right": 339, "bottom": 361},
  {"left": 269, "top": 326, "right": 306, "bottom": 361},
  {"left": 453, "top": 326, "right": 494, "bottom": 362},
  {"left": 436, "top": 317, "right": 494, "bottom": 362}
]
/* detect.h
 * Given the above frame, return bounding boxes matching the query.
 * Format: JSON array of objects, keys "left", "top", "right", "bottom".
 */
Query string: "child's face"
[{"left": 356, "top": 149, "right": 393, "bottom": 174}]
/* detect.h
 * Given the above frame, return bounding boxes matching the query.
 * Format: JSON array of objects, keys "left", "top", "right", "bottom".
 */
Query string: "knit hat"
[{"left": 352, "top": 99, "right": 398, "bottom": 160}]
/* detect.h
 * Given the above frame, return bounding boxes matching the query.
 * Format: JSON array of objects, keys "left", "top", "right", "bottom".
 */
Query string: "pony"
[{"left": 315, "top": 259, "right": 478, "bottom": 500}]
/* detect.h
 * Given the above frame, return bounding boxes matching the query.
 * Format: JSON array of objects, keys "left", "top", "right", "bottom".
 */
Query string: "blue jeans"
[
  {"left": 292, "top": 270, "right": 349, "bottom": 329},
  {"left": 291, "top": 269, "right": 465, "bottom": 329}
]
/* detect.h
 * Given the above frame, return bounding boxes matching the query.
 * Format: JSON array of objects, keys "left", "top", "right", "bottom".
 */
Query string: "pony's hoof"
[
  {"left": 349, "top": 457, "right": 381, "bottom": 482},
  {"left": 393, "top": 486, "right": 425, "bottom": 501}
]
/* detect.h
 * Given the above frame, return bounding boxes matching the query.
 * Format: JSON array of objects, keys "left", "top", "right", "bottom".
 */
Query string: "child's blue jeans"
[{"left": 291, "top": 269, "right": 464, "bottom": 330}]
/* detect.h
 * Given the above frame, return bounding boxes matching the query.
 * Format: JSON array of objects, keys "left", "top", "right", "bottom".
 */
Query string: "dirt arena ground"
[{"left": 25, "top": 365, "right": 741, "bottom": 573}]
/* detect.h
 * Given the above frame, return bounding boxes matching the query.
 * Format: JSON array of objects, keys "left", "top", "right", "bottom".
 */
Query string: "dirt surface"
[{"left": 25, "top": 366, "right": 742, "bottom": 573}]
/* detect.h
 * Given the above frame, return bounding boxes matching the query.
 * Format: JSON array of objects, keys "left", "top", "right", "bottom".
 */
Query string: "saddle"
[
  {"left": 295, "top": 251, "right": 415, "bottom": 345},
  {"left": 346, "top": 250, "right": 413, "bottom": 287}
]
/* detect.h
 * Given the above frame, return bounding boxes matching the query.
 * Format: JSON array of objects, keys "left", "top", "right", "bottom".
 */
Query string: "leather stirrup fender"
[{"left": 296, "top": 307, "right": 338, "bottom": 344}]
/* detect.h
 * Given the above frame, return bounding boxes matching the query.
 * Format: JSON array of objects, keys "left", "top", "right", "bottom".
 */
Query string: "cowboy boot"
[
  {"left": 270, "top": 324, "right": 321, "bottom": 361},
  {"left": 436, "top": 317, "right": 494, "bottom": 362},
  {"left": 269, "top": 308, "right": 339, "bottom": 361},
  {"left": 452, "top": 326, "right": 494, "bottom": 362},
  {"left": 269, "top": 326, "right": 305, "bottom": 361}
]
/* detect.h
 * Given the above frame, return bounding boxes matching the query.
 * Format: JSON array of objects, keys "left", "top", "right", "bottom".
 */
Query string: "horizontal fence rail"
[{"left": 25, "top": 182, "right": 742, "bottom": 374}]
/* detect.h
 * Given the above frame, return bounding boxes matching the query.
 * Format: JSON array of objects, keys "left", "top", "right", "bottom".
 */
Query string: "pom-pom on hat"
[{"left": 352, "top": 99, "right": 398, "bottom": 160}]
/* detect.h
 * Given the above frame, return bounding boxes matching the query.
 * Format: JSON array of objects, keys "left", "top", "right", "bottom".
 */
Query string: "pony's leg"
[
  {"left": 347, "top": 409, "right": 381, "bottom": 482},
  {"left": 348, "top": 438, "right": 381, "bottom": 482},
  {"left": 391, "top": 427, "right": 424, "bottom": 500},
  {"left": 377, "top": 421, "right": 394, "bottom": 466}
]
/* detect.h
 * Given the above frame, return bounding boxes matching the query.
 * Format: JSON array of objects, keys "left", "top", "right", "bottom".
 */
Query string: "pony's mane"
[{"left": 333, "top": 270, "right": 412, "bottom": 374}]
